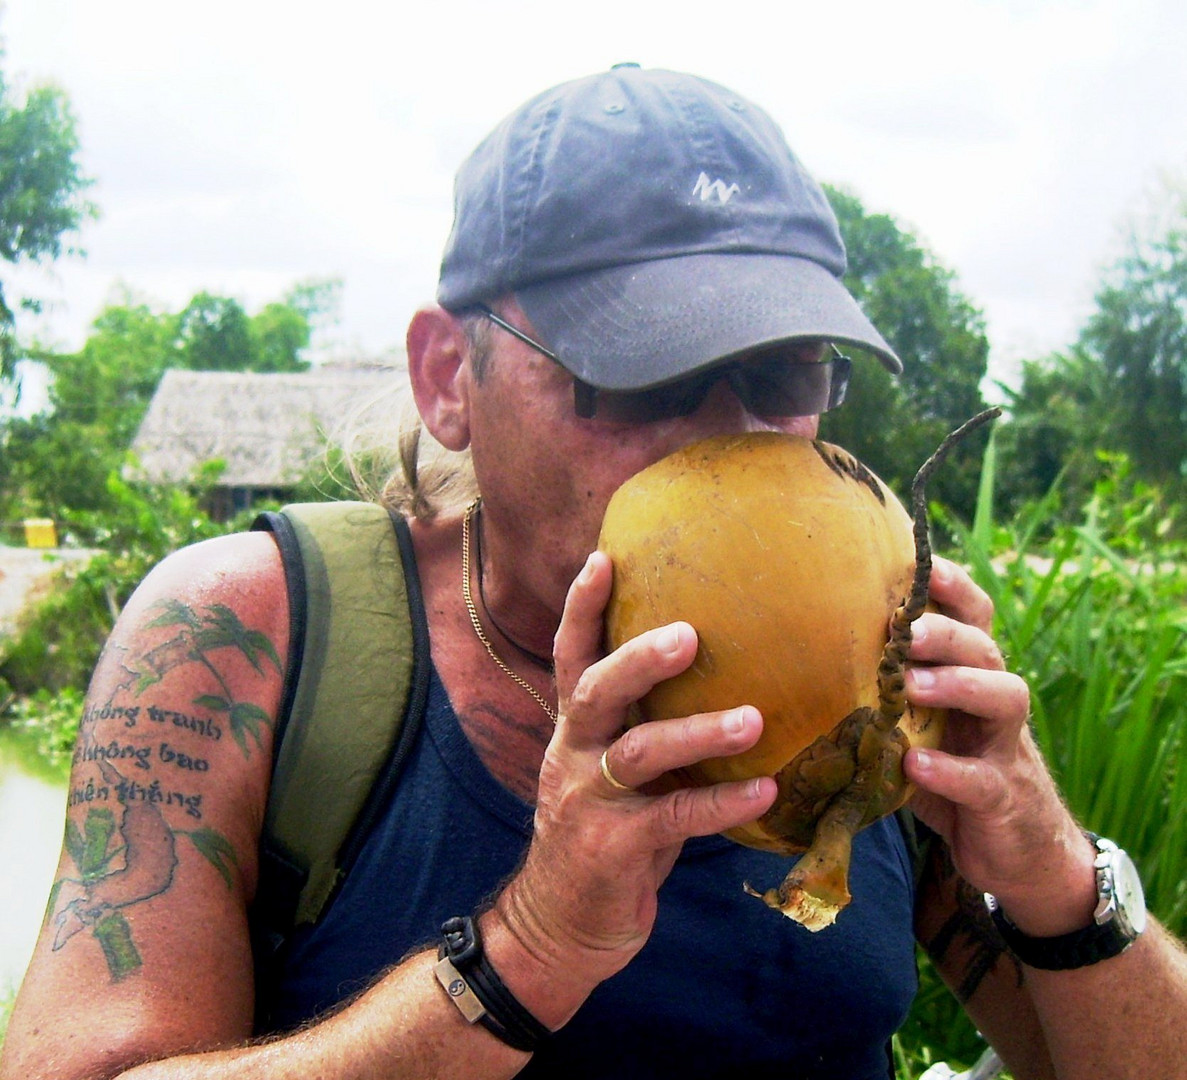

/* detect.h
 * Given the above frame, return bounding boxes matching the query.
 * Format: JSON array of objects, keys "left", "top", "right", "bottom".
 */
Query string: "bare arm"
[{"left": 905, "top": 556, "right": 1187, "bottom": 1080}]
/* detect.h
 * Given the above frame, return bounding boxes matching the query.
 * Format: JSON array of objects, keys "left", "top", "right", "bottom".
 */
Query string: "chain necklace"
[{"left": 462, "top": 500, "right": 558, "bottom": 724}]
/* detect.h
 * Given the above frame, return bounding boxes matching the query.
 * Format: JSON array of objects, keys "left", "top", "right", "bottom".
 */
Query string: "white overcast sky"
[{"left": 3, "top": 0, "right": 1185, "bottom": 395}]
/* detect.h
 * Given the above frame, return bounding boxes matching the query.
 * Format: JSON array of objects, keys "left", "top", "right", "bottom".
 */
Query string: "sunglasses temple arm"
[{"left": 475, "top": 305, "right": 561, "bottom": 362}]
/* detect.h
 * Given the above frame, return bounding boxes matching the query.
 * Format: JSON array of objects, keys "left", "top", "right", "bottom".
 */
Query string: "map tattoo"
[{"left": 48, "top": 759, "right": 236, "bottom": 980}]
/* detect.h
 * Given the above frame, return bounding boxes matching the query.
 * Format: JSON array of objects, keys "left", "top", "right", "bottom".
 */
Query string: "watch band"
[
  {"left": 985, "top": 834, "right": 1144, "bottom": 971},
  {"left": 434, "top": 915, "right": 550, "bottom": 1052}
]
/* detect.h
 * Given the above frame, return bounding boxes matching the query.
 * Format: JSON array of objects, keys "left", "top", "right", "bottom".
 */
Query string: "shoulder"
[{"left": 128, "top": 530, "right": 288, "bottom": 630}]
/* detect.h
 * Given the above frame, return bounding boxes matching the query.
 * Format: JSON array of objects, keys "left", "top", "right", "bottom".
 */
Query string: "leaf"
[
  {"left": 186, "top": 828, "right": 239, "bottom": 890},
  {"left": 94, "top": 911, "right": 142, "bottom": 981},
  {"left": 193, "top": 605, "right": 281, "bottom": 676},
  {"left": 193, "top": 694, "right": 231, "bottom": 712},
  {"left": 64, "top": 818, "right": 86, "bottom": 867},
  {"left": 43, "top": 878, "right": 65, "bottom": 928},
  {"left": 244, "top": 630, "right": 283, "bottom": 675},
  {"left": 80, "top": 807, "right": 118, "bottom": 876},
  {"left": 229, "top": 701, "right": 272, "bottom": 756},
  {"left": 144, "top": 599, "right": 202, "bottom": 631}
]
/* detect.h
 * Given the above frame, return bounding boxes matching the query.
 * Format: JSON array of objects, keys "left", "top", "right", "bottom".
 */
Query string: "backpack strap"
[{"left": 249, "top": 501, "right": 430, "bottom": 959}]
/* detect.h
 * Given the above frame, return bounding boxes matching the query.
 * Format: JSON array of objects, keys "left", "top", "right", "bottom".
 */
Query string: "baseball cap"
[{"left": 437, "top": 65, "right": 902, "bottom": 389}]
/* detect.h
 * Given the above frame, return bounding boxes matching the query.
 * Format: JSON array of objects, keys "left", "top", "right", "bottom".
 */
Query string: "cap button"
[{"left": 611, "top": 61, "right": 641, "bottom": 69}]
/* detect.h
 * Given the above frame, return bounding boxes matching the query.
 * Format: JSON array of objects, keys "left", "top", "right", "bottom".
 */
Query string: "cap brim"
[{"left": 516, "top": 252, "right": 902, "bottom": 389}]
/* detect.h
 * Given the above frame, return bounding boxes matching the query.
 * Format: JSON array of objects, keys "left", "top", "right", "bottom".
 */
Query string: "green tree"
[
  {"left": 1081, "top": 193, "right": 1186, "bottom": 496},
  {"left": 993, "top": 348, "right": 1112, "bottom": 518},
  {"left": 2, "top": 296, "right": 179, "bottom": 516},
  {"left": 0, "top": 50, "right": 95, "bottom": 379},
  {"left": 819, "top": 186, "right": 991, "bottom": 519},
  {"left": 176, "top": 292, "right": 254, "bottom": 371},
  {"left": 997, "top": 184, "right": 1187, "bottom": 520},
  {"left": 0, "top": 282, "right": 335, "bottom": 524}
]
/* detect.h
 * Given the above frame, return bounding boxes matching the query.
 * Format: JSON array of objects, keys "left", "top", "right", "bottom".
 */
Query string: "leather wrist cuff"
[{"left": 434, "top": 915, "right": 551, "bottom": 1053}]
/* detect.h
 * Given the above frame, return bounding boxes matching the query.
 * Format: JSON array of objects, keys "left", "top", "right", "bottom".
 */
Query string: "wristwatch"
[{"left": 985, "top": 834, "right": 1147, "bottom": 970}]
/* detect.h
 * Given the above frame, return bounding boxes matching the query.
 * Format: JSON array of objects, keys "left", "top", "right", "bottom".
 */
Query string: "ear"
[{"left": 406, "top": 306, "right": 472, "bottom": 451}]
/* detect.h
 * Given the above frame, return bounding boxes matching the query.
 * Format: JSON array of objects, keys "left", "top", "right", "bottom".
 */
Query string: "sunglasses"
[{"left": 476, "top": 305, "right": 851, "bottom": 423}]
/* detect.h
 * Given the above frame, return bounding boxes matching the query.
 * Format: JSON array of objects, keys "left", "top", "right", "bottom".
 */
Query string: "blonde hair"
[{"left": 337, "top": 310, "right": 492, "bottom": 521}]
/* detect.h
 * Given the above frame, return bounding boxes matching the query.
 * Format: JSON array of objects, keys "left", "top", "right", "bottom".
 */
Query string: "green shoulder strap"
[{"left": 250, "top": 500, "right": 430, "bottom": 952}]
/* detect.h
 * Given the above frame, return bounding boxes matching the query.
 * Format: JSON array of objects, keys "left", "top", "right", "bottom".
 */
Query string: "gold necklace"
[{"left": 462, "top": 500, "right": 558, "bottom": 724}]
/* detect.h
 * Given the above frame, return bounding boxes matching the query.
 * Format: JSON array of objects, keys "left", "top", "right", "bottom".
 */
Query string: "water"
[{"left": 0, "top": 732, "right": 66, "bottom": 997}]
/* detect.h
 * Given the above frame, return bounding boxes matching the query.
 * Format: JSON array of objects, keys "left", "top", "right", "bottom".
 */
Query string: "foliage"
[
  {"left": 894, "top": 436, "right": 1186, "bottom": 1079},
  {"left": 0, "top": 466, "right": 228, "bottom": 696},
  {"left": 1, "top": 684, "right": 83, "bottom": 775},
  {"left": 820, "top": 185, "right": 991, "bottom": 521},
  {"left": 0, "top": 50, "right": 96, "bottom": 380},
  {"left": 0, "top": 280, "right": 339, "bottom": 525},
  {"left": 996, "top": 183, "right": 1187, "bottom": 523},
  {"left": 991, "top": 349, "right": 1113, "bottom": 521}
]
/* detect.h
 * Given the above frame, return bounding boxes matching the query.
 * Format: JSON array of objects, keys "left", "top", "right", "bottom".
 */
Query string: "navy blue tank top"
[{"left": 263, "top": 664, "right": 918, "bottom": 1078}]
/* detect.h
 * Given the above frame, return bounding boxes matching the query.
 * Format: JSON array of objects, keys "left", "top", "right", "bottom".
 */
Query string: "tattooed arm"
[
  {"left": 914, "top": 838, "right": 1056, "bottom": 1079},
  {"left": 0, "top": 533, "right": 287, "bottom": 1078},
  {"left": 906, "top": 557, "right": 1187, "bottom": 1080}
]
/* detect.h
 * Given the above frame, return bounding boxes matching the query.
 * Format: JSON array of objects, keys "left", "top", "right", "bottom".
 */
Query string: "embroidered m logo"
[{"left": 692, "top": 172, "right": 741, "bottom": 204}]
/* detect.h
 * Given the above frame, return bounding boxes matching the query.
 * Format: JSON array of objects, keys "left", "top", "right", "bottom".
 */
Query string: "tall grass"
[
  {"left": 897, "top": 439, "right": 1186, "bottom": 1078},
  {"left": 952, "top": 442, "right": 1186, "bottom": 934}
]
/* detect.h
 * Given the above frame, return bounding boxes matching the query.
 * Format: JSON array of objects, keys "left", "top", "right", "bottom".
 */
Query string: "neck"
[
  {"left": 470, "top": 501, "right": 563, "bottom": 665},
  {"left": 473, "top": 504, "right": 555, "bottom": 672}
]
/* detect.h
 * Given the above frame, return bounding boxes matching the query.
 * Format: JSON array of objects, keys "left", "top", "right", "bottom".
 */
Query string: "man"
[{"left": 3, "top": 65, "right": 1185, "bottom": 1080}]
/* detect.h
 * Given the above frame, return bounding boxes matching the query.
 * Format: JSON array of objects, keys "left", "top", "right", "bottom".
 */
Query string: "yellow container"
[{"left": 23, "top": 519, "right": 57, "bottom": 548}]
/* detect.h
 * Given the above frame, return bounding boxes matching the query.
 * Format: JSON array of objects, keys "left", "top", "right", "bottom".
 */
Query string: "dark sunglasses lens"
[
  {"left": 584, "top": 376, "right": 713, "bottom": 423},
  {"left": 578, "top": 352, "right": 850, "bottom": 422},
  {"left": 731, "top": 354, "right": 850, "bottom": 418}
]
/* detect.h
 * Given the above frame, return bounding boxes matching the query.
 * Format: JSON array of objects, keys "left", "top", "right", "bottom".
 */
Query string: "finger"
[
  {"left": 909, "top": 612, "right": 1005, "bottom": 671},
  {"left": 563, "top": 620, "right": 699, "bottom": 746},
  {"left": 601, "top": 707, "right": 764, "bottom": 792},
  {"left": 904, "top": 746, "right": 1007, "bottom": 816},
  {"left": 552, "top": 551, "right": 614, "bottom": 696},
  {"left": 643, "top": 776, "right": 778, "bottom": 848},
  {"left": 929, "top": 556, "right": 994, "bottom": 633},
  {"left": 906, "top": 665, "right": 1030, "bottom": 730}
]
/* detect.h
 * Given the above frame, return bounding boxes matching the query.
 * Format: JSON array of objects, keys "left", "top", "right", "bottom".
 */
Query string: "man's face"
[{"left": 465, "top": 300, "right": 820, "bottom": 609}]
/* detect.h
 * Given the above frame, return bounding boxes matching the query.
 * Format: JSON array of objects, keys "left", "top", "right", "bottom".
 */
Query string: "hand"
[
  {"left": 902, "top": 556, "right": 1096, "bottom": 932},
  {"left": 491, "top": 551, "right": 776, "bottom": 1023}
]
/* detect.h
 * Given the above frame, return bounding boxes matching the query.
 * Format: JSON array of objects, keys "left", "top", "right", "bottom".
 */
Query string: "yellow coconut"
[{"left": 599, "top": 430, "right": 948, "bottom": 929}]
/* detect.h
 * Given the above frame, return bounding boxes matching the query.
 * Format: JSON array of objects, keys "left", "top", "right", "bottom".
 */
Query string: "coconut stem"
[{"left": 876, "top": 407, "right": 1002, "bottom": 730}]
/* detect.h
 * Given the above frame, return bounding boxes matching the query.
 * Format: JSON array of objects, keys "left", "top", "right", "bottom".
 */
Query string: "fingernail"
[
  {"left": 724, "top": 709, "right": 746, "bottom": 734},
  {"left": 912, "top": 748, "right": 932, "bottom": 773},
  {"left": 910, "top": 621, "right": 927, "bottom": 646},
  {"left": 656, "top": 625, "right": 681, "bottom": 655},
  {"left": 746, "top": 778, "right": 766, "bottom": 800},
  {"left": 911, "top": 667, "right": 936, "bottom": 690},
  {"left": 577, "top": 554, "right": 596, "bottom": 583}
]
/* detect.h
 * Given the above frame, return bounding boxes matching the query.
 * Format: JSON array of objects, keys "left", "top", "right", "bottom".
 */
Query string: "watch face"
[{"left": 1113, "top": 851, "right": 1148, "bottom": 935}]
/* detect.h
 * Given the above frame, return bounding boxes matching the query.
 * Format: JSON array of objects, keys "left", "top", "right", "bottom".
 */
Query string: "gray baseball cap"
[{"left": 437, "top": 65, "right": 902, "bottom": 389}]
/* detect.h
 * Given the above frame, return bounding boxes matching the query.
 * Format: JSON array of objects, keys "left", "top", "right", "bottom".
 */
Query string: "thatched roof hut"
[{"left": 131, "top": 364, "right": 410, "bottom": 518}]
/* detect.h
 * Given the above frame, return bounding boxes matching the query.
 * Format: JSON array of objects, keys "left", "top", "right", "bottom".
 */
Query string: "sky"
[{"left": 3, "top": 0, "right": 1186, "bottom": 399}]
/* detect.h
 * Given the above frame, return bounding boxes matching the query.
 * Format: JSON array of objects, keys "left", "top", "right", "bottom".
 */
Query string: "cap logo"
[{"left": 692, "top": 171, "right": 740, "bottom": 205}]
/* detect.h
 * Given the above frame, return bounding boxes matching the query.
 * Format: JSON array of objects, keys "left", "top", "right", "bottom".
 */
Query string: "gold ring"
[{"left": 599, "top": 748, "right": 633, "bottom": 793}]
